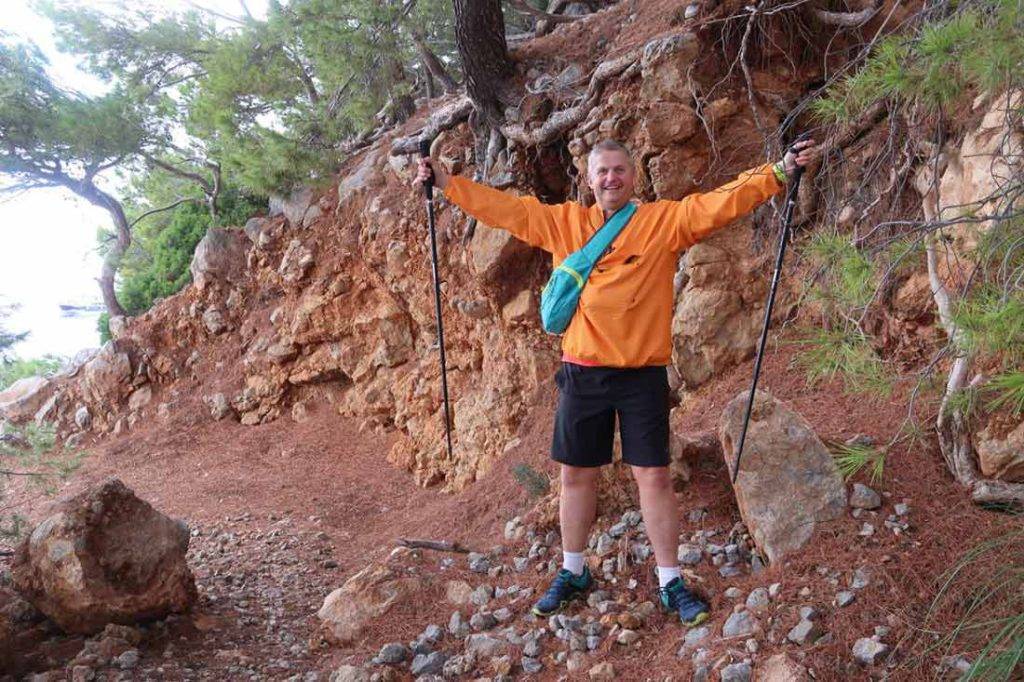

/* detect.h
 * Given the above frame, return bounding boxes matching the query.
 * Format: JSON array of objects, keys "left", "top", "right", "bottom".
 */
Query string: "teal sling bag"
[{"left": 540, "top": 202, "right": 637, "bottom": 335}]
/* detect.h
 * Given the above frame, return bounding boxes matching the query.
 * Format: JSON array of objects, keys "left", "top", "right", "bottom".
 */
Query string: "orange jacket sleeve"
[
  {"left": 662, "top": 163, "right": 784, "bottom": 251},
  {"left": 443, "top": 175, "right": 566, "bottom": 252}
]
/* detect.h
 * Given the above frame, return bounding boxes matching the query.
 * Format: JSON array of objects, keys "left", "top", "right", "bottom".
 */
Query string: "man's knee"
[
  {"left": 560, "top": 464, "right": 600, "bottom": 489},
  {"left": 630, "top": 465, "right": 672, "bottom": 491}
]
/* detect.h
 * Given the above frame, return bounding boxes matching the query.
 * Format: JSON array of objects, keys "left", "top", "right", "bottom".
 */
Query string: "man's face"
[{"left": 587, "top": 150, "right": 635, "bottom": 213}]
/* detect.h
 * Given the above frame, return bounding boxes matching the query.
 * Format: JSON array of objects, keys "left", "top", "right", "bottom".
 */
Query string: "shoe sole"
[
  {"left": 682, "top": 610, "right": 710, "bottom": 628},
  {"left": 531, "top": 586, "right": 590, "bottom": 617}
]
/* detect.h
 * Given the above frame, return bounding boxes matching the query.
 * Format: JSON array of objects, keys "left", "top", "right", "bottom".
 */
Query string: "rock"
[
  {"left": 272, "top": 186, "right": 315, "bottom": 226},
  {"left": 835, "top": 591, "right": 856, "bottom": 607},
  {"left": 75, "top": 406, "right": 92, "bottom": 430},
  {"left": 80, "top": 343, "right": 133, "bottom": 406},
  {"left": 678, "top": 544, "right": 702, "bottom": 566},
  {"left": 468, "top": 222, "right": 533, "bottom": 283},
  {"left": 190, "top": 227, "right": 249, "bottom": 292},
  {"left": 376, "top": 642, "right": 409, "bottom": 664},
  {"left": 470, "top": 584, "right": 493, "bottom": 606},
  {"left": 279, "top": 239, "right": 315, "bottom": 284},
  {"left": 894, "top": 502, "right": 910, "bottom": 516},
  {"left": 976, "top": 419, "right": 1024, "bottom": 482},
  {"left": 203, "top": 307, "right": 228, "bottom": 335},
  {"left": 465, "top": 633, "right": 504, "bottom": 658},
  {"left": 649, "top": 146, "right": 701, "bottom": 199},
  {"left": 852, "top": 638, "right": 890, "bottom": 666},
  {"left": 588, "top": 662, "right": 615, "bottom": 681},
  {"left": 640, "top": 33, "right": 699, "bottom": 104},
  {"left": 849, "top": 483, "right": 882, "bottom": 510},
  {"left": 725, "top": 587, "right": 743, "bottom": 599},
  {"left": 521, "top": 656, "right": 542, "bottom": 674},
  {"left": 116, "top": 649, "right": 139, "bottom": 669},
  {"left": 616, "top": 629, "right": 640, "bottom": 645},
  {"left": 719, "top": 390, "right": 847, "bottom": 563},
  {"left": 746, "top": 587, "right": 770, "bottom": 609},
  {"left": 317, "top": 560, "right": 427, "bottom": 645},
  {"left": 757, "top": 653, "right": 810, "bottom": 681},
  {"left": 447, "top": 611, "right": 469, "bottom": 638},
  {"left": 470, "top": 612, "right": 497, "bottom": 631},
  {"left": 645, "top": 101, "right": 698, "bottom": 147},
  {"left": 330, "top": 665, "right": 370, "bottom": 682},
  {"left": 11, "top": 477, "right": 196, "bottom": 634},
  {"left": 787, "top": 619, "right": 825, "bottom": 645},
  {"left": 0, "top": 376, "right": 52, "bottom": 423},
  {"left": 204, "top": 393, "right": 232, "bottom": 421},
  {"left": 267, "top": 342, "right": 299, "bottom": 364},
  {"left": 683, "top": 626, "right": 710, "bottom": 649},
  {"left": 410, "top": 651, "right": 446, "bottom": 676},
  {"left": 445, "top": 580, "right": 473, "bottom": 606},
  {"left": 721, "top": 662, "right": 752, "bottom": 682},
  {"left": 850, "top": 566, "right": 871, "bottom": 590},
  {"left": 127, "top": 385, "right": 152, "bottom": 412},
  {"left": 722, "top": 611, "right": 758, "bottom": 638},
  {"left": 338, "top": 146, "right": 383, "bottom": 198},
  {"left": 501, "top": 290, "right": 536, "bottom": 325},
  {"left": 467, "top": 552, "right": 490, "bottom": 573}
]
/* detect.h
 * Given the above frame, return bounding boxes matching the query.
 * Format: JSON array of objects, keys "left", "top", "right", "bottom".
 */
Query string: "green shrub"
[{"left": 0, "top": 356, "right": 63, "bottom": 392}]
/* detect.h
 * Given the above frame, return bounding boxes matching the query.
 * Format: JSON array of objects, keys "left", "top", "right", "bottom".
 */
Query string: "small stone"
[
  {"left": 799, "top": 586, "right": 812, "bottom": 598},
  {"left": 588, "top": 661, "right": 616, "bottom": 681},
  {"left": 684, "top": 4, "right": 699, "bottom": 19},
  {"left": 504, "top": 517, "right": 522, "bottom": 540},
  {"left": 447, "top": 611, "right": 469, "bottom": 638},
  {"left": 410, "top": 651, "right": 447, "bottom": 676},
  {"left": 851, "top": 567, "right": 871, "bottom": 590},
  {"left": 566, "top": 651, "right": 586, "bottom": 672},
  {"left": 894, "top": 502, "right": 910, "bottom": 516},
  {"left": 874, "top": 625, "right": 891, "bottom": 639},
  {"left": 513, "top": 557, "right": 530, "bottom": 572},
  {"left": 616, "top": 613, "right": 641, "bottom": 629},
  {"left": 799, "top": 606, "right": 820, "bottom": 621},
  {"left": 836, "top": 591, "right": 856, "bottom": 607},
  {"left": 850, "top": 483, "right": 882, "bottom": 510},
  {"left": 787, "top": 619, "right": 825, "bottom": 645},
  {"left": 768, "top": 583, "right": 782, "bottom": 598},
  {"left": 376, "top": 643, "right": 409, "bottom": 664},
  {"left": 720, "top": 661, "right": 752, "bottom": 682},
  {"left": 470, "top": 584, "right": 494, "bottom": 606},
  {"left": 724, "top": 587, "right": 743, "bottom": 599},
  {"left": 719, "top": 565, "right": 743, "bottom": 578},
  {"left": 745, "top": 588, "right": 770, "bottom": 609},
  {"left": 858, "top": 522, "right": 875, "bottom": 537},
  {"left": 468, "top": 553, "right": 491, "bottom": 573},
  {"left": 683, "top": 626, "right": 710, "bottom": 649},
  {"left": 521, "top": 656, "right": 542, "bottom": 674},
  {"left": 523, "top": 639, "right": 542, "bottom": 658},
  {"left": 722, "top": 611, "right": 758, "bottom": 638},
  {"left": 595, "top": 533, "right": 614, "bottom": 555},
  {"left": 852, "top": 637, "right": 890, "bottom": 666},
  {"left": 470, "top": 612, "right": 498, "bottom": 631},
  {"left": 745, "top": 638, "right": 759, "bottom": 654},
  {"left": 616, "top": 629, "right": 641, "bottom": 645},
  {"left": 117, "top": 650, "right": 140, "bottom": 669},
  {"left": 608, "top": 522, "right": 628, "bottom": 538},
  {"left": 493, "top": 607, "right": 513, "bottom": 623},
  {"left": 678, "top": 544, "right": 703, "bottom": 565}
]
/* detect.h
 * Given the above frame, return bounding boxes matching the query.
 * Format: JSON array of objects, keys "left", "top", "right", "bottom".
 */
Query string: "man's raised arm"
[{"left": 415, "top": 157, "right": 563, "bottom": 252}]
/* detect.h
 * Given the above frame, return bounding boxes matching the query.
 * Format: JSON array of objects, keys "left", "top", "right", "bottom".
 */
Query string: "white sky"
[{"left": 0, "top": 0, "right": 268, "bottom": 359}]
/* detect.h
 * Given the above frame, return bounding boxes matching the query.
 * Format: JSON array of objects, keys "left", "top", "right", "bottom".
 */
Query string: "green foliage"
[
  {"left": 794, "top": 327, "right": 892, "bottom": 396},
  {"left": 814, "top": 1, "right": 1024, "bottom": 122},
  {"left": 0, "top": 305, "right": 27, "bottom": 361},
  {"left": 1, "top": 421, "right": 83, "bottom": 539},
  {"left": 512, "top": 463, "right": 550, "bottom": 498},
  {"left": 831, "top": 442, "right": 886, "bottom": 483},
  {"left": 806, "top": 232, "right": 876, "bottom": 311},
  {"left": 985, "top": 372, "right": 1024, "bottom": 417},
  {"left": 97, "top": 312, "right": 111, "bottom": 345},
  {"left": 912, "top": 524, "right": 1024, "bottom": 681},
  {"left": 954, "top": 287, "right": 1024, "bottom": 365},
  {"left": 0, "top": 356, "right": 62, "bottom": 392}
]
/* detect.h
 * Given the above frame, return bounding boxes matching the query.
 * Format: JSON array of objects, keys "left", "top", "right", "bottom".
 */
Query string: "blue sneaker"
[
  {"left": 659, "top": 577, "right": 709, "bottom": 627},
  {"left": 531, "top": 566, "right": 594, "bottom": 616}
]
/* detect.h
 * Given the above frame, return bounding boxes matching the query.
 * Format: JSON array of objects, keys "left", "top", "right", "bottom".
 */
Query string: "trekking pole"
[
  {"left": 731, "top": 136, "right": 809, "bottom": 485},
  {"left": 419, "top": 137, "right": 454, "bottom": 461}
]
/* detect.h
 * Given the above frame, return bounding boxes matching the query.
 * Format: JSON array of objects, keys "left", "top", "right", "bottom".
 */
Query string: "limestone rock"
[
  {"left": 127, "top": 385, "right": 152, "bottom": 412},
  {"left": 11, "top": 478, "right": 196, "bottom": 634},
  {"left": 501, "top": 289, "right": 536, "bottom": 325},
  {"left": 852, "top": 638, "right": 890, "bottom": 666},
  {"left": 0, "top": 376, "right": 52, "bottom": 423},
  {"left": 640, "top": 33, "right": 699, "bottom": 104},
  {"left": 468, "top": 222, "right": 533, "bottom": 282},
  {"left": 317, "top": 560, "right": 426, "bottom": 645},
  {"left": 271, "top": 186, "right": 315, "bottom": 227},
  {"left": 849, "top": 483, "right": 882, "bottom": 510},
  {"left": 645, "top": 102, "right": 698, "bottom": 147},
  {"left": 202, "top": 308, "right": 228, "bottom": 335},
  {"left": 190, "top": 227, "right": 249, "bottom": 292},
  {"left": 279, "top": 239, "right": 315, "bottom": 284},
  {"left": 81, "top": 343, "right": 133, "bottom": 406},
  {"left": 719, "top": 390, "right": 846, "bottom": 563},
  {"left": 976, "top": 419, "right": 1024, "bottom": 482}
]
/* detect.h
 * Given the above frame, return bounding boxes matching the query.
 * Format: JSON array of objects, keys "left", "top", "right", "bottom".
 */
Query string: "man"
[{"left": 414, "top": 137, "right": 816, "bottom": 627}]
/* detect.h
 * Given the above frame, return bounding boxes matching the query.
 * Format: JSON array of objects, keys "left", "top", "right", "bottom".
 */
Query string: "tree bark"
[
  {"left": 453, "top": 0, "right": 513, "bottom": 126},
  {"left": 70, "top": 179, "right": 131, "bottom": 318}
]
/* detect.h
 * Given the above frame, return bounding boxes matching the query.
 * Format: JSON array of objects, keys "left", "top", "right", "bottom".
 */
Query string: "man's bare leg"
[
  {"left": 560, "top": 464, "right": 600, "bottom": 557},
  {"left": 631, "top": 465, "right": 679, "bottom": 572}
]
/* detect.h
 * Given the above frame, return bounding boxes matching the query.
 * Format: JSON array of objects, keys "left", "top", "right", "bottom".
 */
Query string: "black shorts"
[{"left": 552, "top": 362, "right": 670, "bottom": 468}]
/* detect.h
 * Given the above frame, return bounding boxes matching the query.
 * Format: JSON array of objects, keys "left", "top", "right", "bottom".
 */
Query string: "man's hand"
[
  {"left": 782, "top": 138, "right": 819, "bottom": 175},
  {"left": 414, "top": 157, "right": 450, "bottom": 191}
]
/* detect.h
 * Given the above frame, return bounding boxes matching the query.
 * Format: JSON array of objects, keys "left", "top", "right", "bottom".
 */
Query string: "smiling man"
[{"left": 414, "top": 138, "right": 815, "bottom": 627}]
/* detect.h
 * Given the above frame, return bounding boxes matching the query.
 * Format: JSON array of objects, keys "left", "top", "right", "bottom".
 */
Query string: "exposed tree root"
[{"left": 390, "top": 97, "right": 474, "bottom": 155}]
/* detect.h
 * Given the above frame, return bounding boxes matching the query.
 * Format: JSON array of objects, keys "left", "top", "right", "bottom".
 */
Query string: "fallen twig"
[{"left": 397, "top": 537, "right": 472, "bottom": 553}]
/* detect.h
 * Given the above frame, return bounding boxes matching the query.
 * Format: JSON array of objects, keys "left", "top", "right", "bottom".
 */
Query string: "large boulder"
[
  {"left": 270, "top": 186, "right": 315, "bottom": 226},
  {"left": 468, "top": 222, "right": 534, "bottom": 283},
  {"left": 719, "top": 390, "right": 847, "bottom": 564},
  {"left": 80, "top": 342, "right": 133, "bottom": 406},
  {"left": 317, "top": 550, "right": 427, "bottom": 645},
  {"left": 639, "top": 33, "right": 699, "bottom": 104},
  {"left": 0, "top": 376, "right": 52, "bottom": 423},
  {"left": 190, "top": 227, "right": 249, "bottom": 292},
  {"left": 11, "top": 478, "right": 196, "bottom": 634}
]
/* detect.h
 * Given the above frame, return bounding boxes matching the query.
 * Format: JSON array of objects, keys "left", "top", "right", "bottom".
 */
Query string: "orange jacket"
[{"left": 443, "top": 163, "right": 784, "bottom": 367}]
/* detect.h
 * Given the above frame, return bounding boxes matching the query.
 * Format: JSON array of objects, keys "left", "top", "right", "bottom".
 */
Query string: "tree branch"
[
  {"left": 811, "top": 0, "right": 881, "bottom": 28},
  {"left": 506, "top": 0, "right": 584, "bottom": 24},
  {"left": 129, "top": 197, "right": 200, "bottom": 228}
]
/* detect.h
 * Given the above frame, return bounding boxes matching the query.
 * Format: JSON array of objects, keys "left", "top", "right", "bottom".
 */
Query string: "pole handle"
[{"left": 419, "top": 137, "right": 434, "bottom": 200}]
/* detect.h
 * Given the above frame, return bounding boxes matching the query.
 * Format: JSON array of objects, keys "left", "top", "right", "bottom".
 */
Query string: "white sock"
[
  {"left": 657, "top": 565, "right": 682, "bottom": 588},
  {"left": 562, "top": 550, "right": 586, "bottom": 576}
]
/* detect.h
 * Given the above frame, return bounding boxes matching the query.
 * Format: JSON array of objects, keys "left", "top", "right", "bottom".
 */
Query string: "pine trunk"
[{"left": 452, "top": 0, "right": 513, "bottom": 125}]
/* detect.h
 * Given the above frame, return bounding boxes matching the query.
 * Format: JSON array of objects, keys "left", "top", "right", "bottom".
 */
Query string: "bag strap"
[{"left": 578, "top": 202, "right": 637, "bottom": 263}]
